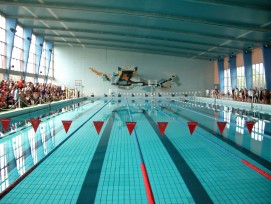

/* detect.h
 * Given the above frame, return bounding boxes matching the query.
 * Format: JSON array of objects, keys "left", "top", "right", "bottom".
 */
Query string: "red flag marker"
[
  {"left": 1, "top": 118, "right": 11, "bottom": 132},
  {"left": 187, "top": 122, "right": 198, "bottom": 135},
  {"left": 93, "top": 121, "right": 104, "bottom": 134},
  {"left": 217, "top": 122, "right": 227, "bottom": 134},
  {"left": 30, "top": 119, "right": 41, "bottom": 133},
  {"left": 62, "top": 120, "right": 72, "bottom": 133},
  {"left": 126, "top": 122, "right": 137, "bottom": 135},
  {"left": 157, "top": 122, "right": 168, "bottom": 136},
  {"left": 246, "top": 121, "right": 255, "bottom": 134}
]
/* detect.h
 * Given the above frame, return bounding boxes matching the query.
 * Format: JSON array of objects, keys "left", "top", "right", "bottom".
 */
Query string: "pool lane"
[
  {"left": 77, "top": 112, "right": 115, "bottom": 203},
  {"left": 126, "top": 100, "right": 195, "bottom": 203},
  {"left": 162, "top": 99, "right": 271, "bottom": 168},
  {"left": 143, "top": 110, "right": 213, "bottom": 204},
  {"left": 0, "top": 100, "right": 103, "bottom": 197},
  {"left": 181, "top": 101, "right": 271, "bottom": 150},
  {"left": 94, "top": 100, "right": 148, "bottom": 203},
  {"left": 145, "top": 99, "right": 271, "bottom": 203},
  {"left": 0, "top": 100, "right": 116, "bottom": 203}
]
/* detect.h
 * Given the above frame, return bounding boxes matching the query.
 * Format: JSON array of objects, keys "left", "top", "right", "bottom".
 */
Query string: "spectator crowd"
[
  {"left": 206, "top": 87, "right": 271, "bottom": 104},
  {"left": 0, "top": 79, "right": 68, "bottom": 111}
]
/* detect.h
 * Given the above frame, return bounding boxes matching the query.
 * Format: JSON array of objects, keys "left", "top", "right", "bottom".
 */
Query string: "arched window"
[
  {"left": 252, "top": 63, "right": 266, "bottom": 89},
  {"left": 10, "top": 25, "right": 23, "bottom": 72},
  {"left": 27, "top": 34, "right": 36, "bottom": 75},
  {"left": 40, "top": 42, "right": 46, "bottom": 77},
  {"left": 236, "top": 66, "right": 246, "bottom": 88},
  {"left": 224, "top": 68, "right": 231, "bottom": 94},
  {"left": 0, "top": 14, "right": 6, "bottom": 73}
]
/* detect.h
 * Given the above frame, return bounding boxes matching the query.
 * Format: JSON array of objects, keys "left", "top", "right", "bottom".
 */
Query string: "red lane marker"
[
  {"left": 242, "top": 159, "right": 271, "bottom": 180},
  {"left": 62, "top": 120, "right": 73, "bottom": 133},
  {"left": 187, "top": 122, "right": 198, "bottom": 135},
  {"left": 217, "top": 121, "right": 227, "bottom": 134},
  {"left": 30, "top": 119, "right": 41, "bottom": 133},
  {"left": 1, "top": 118, "right": 11, "bottom": 132},
  {"left": 157, "top": 122, "right": 168, "bottom": 136},
  {"left": 140, "top": 163, "right": 155, "bottom": 204},
  {"left": 246, "top": 121, "right": 255, "bottom": 134},
  {"left": 126, "top": 122, "right": 137, "bottom": 135},
  {"left": 93, "top": 121, "right": 104, "bottom": 135}
]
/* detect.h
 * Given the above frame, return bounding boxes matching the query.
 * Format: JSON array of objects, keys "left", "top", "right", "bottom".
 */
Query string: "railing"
[{"left": 0, "top": 96, "right": 67, "bottom": 112}]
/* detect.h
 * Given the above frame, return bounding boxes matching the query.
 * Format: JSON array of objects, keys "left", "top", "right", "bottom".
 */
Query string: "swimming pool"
[{"left": 0, "top": 98, "right": 270, "bottom": 203}]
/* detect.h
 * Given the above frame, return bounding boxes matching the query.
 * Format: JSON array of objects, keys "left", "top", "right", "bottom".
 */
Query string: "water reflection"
[
  {"left": 252, "top": 121, "right": 265, "bottom": 141},
  {"left": 0, "top": 104, "right": 80, "bottom": 137},
  {"left": 0, "top": 143, "right": 9, "bottom": 192},
  {"left": 168, "top": 100, "right": 271, "bottom": 162},
  {"left": 0, "top": 118, "right": 56, "bottom": 193},
  {"left": 12, "top": 135, "right": 26, "bottom": 176},
  {"left": 223, "top": 106, "right": 231, "bottom": 129},
  {"left": 236, "top": 116, "right": 245, "bottom": 134}
]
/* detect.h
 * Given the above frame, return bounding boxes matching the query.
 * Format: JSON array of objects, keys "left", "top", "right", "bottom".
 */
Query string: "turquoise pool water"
[{"left": 0, "top": 98, "right": 271, "bottom": 203}]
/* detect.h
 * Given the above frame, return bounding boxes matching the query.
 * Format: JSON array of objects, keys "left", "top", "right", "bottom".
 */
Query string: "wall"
[{"left": 54, "top": 46, "right": 213, "bottom": 96}]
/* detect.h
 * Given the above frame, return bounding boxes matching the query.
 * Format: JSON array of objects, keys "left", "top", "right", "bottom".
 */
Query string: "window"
[
  {"left": 40, "top": 42, "right": 46, "bottom": 76},
  {"left": 9, "top": 74, "right": 21, "bottom": 82},
  {"left": 224, "top": 69, "right": 231, "bottom": 94},
  {"left": 48, "top": 48, "right": 54, "bottom": 78},
  {"left": 0, "top": 14, "right": 6, "bottom": 69},
  {"left": 38, "top": 77, "right": 45, "bottom": 83},
  {"left": 27, "top": 34, "right": 36, "bottom": 74},
  {"left": 25, "top": 76, "right": 34, "bottom": 83},
  {"left": 236, "top": 66, "right": 246, "bottom": 89},
  {"left": 252, "top": 63, "right": 266, "bottom": 89},
  {"left": 10, "top": 25, "right": 23, "bottom": 72}
]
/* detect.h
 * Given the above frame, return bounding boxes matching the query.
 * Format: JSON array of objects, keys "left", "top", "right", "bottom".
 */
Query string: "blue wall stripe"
[
  {"left": 243, "top": 50, "right": 252, "bottom": 89},
  {"left": 229, "top": 55, "right": 237, "bottom": 89},
  {"left": 262, "top": 45, "right": 271, "bottom": 90},
  {"left": 217, "top": 58, "right": 224, "bottom": 91}
]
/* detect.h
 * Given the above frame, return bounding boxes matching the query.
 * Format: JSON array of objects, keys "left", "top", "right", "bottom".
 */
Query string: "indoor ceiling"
[{"left": 0, "top": 0, "right": 271, "bottom": 60}]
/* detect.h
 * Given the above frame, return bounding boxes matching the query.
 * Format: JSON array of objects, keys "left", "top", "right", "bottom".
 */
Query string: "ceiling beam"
[
  {"left": 13, "top": 15, "right": 271, "bottom": 41},
  {"left": 52, "top": 40, "right": 215, "bottom": 59},
  {"left": 33, "top": 27, "right": 247, "bottom": 51},
  {"left": 20, "top": 19, "right": 264, "bottom": 45},
  {"left": 1, "top": 1, "right": 270, "bottom": 33},
  {"left": 184, "top": 0, "right": 271, "bottom": 11},
  {"left": 41, "top": 33, "right": 229, "bottom": 55},
  {"left": 30, "top": 25, "right": 262, "bottom": 46}
]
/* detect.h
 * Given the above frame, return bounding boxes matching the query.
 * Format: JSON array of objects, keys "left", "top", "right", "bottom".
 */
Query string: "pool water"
[{"left": 0, "top": 98, "right": 270, "bottom": 204}]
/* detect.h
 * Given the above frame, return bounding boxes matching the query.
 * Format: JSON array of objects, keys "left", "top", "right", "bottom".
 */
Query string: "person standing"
[
  {"left": 13, "top": 86, "right": 18, "bottom": 106},
  {"left": 206, "top": 89, "right": 209, "bottom": 97}
]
